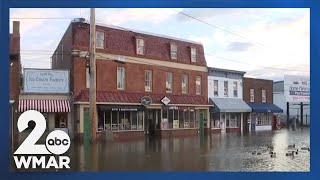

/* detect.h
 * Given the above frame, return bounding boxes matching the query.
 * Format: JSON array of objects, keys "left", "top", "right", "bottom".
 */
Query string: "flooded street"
[{"left": 67, "top": 128, "right": 310, "bottom": 172}]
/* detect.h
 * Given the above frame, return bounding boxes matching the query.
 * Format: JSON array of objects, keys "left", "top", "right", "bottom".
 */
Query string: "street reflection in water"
[{"left": 67, "top": 128, "right": 309, "bottom": 172}]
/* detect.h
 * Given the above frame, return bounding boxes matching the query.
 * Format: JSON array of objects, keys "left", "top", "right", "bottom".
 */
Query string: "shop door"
[
  {"left": 145, "top": 110, "right": 157, "bottom": 136},
  {"left": 83, "top": 108, "right": 91, "bottom": 142},
  {"left": 221, "top": 113, "right": 226, "bottom": 133},
  {"left": 251, "top": 114, "right": 256, "bottom": 131}
]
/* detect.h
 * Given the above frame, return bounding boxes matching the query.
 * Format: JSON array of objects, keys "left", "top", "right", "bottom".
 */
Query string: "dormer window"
[
  {"left": 136, "top": 38, "right": 144, "bottom": 55},
  {"left": 170, "top": 43, "right": 177, "bottom": 60},
  {"left": 191, "top": 47, "right": 197, "bottom": 62}
]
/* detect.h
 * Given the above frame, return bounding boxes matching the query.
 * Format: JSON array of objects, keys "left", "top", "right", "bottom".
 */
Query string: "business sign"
[
  {"left": 141, "top": 96, "right": 152, "bottom": 106},
  {"left": 284, "top": 75, "right": 310, "bottom": 102},
  {"left": 24, "top": 69, "right": 69, "bottom": 94},
  {"left": 161, "top": 96, "right": 171, "bottom": 105}
]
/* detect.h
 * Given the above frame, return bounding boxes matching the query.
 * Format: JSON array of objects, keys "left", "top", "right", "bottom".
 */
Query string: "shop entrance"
[{"left": 145, "top": 109, "right": 160, "bottom": 137}]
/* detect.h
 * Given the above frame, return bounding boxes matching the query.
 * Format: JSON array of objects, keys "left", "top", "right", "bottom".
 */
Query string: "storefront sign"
[
  {"left": 111, "top": 108, "right": 138, "bottom": 111},
  {"left": 169, "top": 106, "right": 178, "bottom": 110},
  {"left": 23, "top": 69, "right": 69, "bottom": 94},
  {"left": 284, "top": 75, "right": 310, "bottom": 102},
  {"left": 141, "top": 96, "right": 152, "bottom": 106},
  {"left": 161, "top": 96, "right": 171, "bottom": 105}
]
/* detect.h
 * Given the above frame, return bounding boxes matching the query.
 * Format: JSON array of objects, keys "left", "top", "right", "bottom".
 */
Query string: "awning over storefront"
[
  {"left": 247, "top": 102, "right": 283, "bottom": 113},
  {"left": 19, "top": 99, "right": 71, "bottom": 113},
  {"left": 75, "top": 89, "right": 209, "bottom": 105},
  {"left": 209, "top": 98, "right": 252, "bottom": 113}
]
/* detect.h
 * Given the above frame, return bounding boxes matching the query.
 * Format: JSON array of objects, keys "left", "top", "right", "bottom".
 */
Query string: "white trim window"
[
  {"left": 136, "top": 38, "right": 144, "bottom": 55},
  {"left": 145, "top": 70, "right": 152, "bottom": 92},
  {"left": 233, "top": 81, "right": 238, "bottom": 97},
  {"left": 214, "top": 80, "right": 218, "bottom": 97},
  {"left": 224, "top": 81, "right": 228, "bottom": 97},
  {"left": 96, "top": 31, "right": 105, "bottom": 49},
  {"left": 182, "top": 74, "right": 189, "bottom": 94},
  {"left": 166, "top": 72, "right": 173, "bottom": 93},
  {"left": 196, "top": 76, "right": 201, "bottom": 95},
  {"left": 191, "top": 48, "right": 197, "bottom": 62},
  {"left": 117, "top": 67, "right": 125, "bottom": 90},
  {"left": 250, "top": 89, "right": 255, "bottom": 102},
  {"left": 262, "top": 90, "right": 266, "bottom": 103},
  {"left": 170, "top": 44, "right": 177, "bottom": 60}
]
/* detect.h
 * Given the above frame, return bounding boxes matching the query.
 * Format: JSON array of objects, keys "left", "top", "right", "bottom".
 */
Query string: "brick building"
[
  {"left": 10, "top": 21, "right": 21, "bottom": 144},
  {"left": 243, "top": 77, "right": 282, "bottom": 132},
  {"left": 52, "top": 20, "right": 210, "bottom": 140}
]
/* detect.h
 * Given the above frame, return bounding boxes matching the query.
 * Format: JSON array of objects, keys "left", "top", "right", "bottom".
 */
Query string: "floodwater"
[{"left": 66, "top": 128, "right": 310, "bottom": 172}]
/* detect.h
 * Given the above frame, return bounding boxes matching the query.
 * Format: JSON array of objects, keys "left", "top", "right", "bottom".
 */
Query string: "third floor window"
[
  {"left": 136, "top": 38, "right": 144, "bottom": 55},
  {"left": 96, "top": 31, "right": 104, "bottom": 49}
]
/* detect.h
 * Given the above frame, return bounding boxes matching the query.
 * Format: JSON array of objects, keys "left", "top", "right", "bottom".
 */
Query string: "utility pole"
[{"left": 89, "top": 8, "right": 97, "bottom": 142}]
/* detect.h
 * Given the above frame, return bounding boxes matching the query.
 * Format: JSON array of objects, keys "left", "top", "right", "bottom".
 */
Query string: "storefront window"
[
  {"left": 168, "top": 109, "right": 173, "bottom": 129},
  {"left": 179, "top": 110, "right": 184, "bottom": 128},
  {"left": 184, "top": 110, "right": 190, "bottom": 128},
  {"left": 137, "top": 111, "right": 144, "bottom": 130},
  {"left": 112, "top": 111, "right": 118, "bottom": 131},
  {"left": 105, "top": 111, "right": 111, "bottom": 130},
  {"left": 226, "top": 113, "right": 240, "bottom": 128},
  {"left": 131, "top": 111, "right": 138, "bottom": 130},
  {"left": 98, "top": 111, "right": 104, "bottom": 131},
  {"left": 256, "top": 113, "right": 271, "bottom": 126},
  {"left": 55, "top": 113, "right": 67, "bottom": 128},
  {"left": 190, "top": 110, "right": 195, "bottom": 128},
  {"left": 211, "top": 113, "right": 220, "bottom": 128}
]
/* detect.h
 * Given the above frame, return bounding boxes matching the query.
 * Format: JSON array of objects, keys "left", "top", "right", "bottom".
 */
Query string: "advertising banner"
[
  {"left": 23, "top": 69, "right": 69, "bottom": 94},
  {"left": 284, "top": 75, "right": 310, "bottom": 102}
]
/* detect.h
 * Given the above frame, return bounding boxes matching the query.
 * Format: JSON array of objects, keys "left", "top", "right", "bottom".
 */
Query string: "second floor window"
[
  {"left": 166, "top": 72, "right": 173, "bottom": 93},
  {"left": 170, "top": 44, "right": 177, "bottom": 60},
  {"left": 224, "top": 81, "right": 228, "bottom": 97},
  {"left": 182, "top": 74, "right": 188, "bottom": 94},
  {"left": 196, "top": 76, "right": 201, "bottom": 95},
  {"left": 145, "top": 70, "right": 152, "bottom": 92},
  {"left": 117, "top": 67, "right": 125, "bottom": 90},
  {"left": 86, "top": 67, "right": 90, "bottom": 88},
  {"left": 262, "top": 90, "right": 266, "bottom": 102},
  {"left": 136, "top": 38, "right": 144, "bottom": 55},
  {"left": 191, "top": 48, "right": 197, "bottom": 62},
  {"left": 233, "top": 81, "right": 238, "bottom": 97},
  {"left": 96, "top": 31, "right": 104, "bottom": 49},
  {"left": 250, "top": 89, "right": 255, "bottom": 102},
  {"left": 214, "top": 80, "right": 218, "bottom": 96}
]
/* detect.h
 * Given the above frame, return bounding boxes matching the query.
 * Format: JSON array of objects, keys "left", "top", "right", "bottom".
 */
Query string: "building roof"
[
  {"left": 72, "top": 21, "right": 207, "bottom": 67},
  {"left": 75, "top": 89, "right": 209, "bottom": 105},
  {"left": 208, "top": 67, "right": 246, "bottom": 75}
]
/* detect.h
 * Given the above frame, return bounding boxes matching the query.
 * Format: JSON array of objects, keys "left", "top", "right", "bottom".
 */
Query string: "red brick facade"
[
  {"left": 243, "top": 77, "right": 273, "bottom": 103},
  {"left": 10, "top": 21, "right": 21, "bottom": 101},
  {"left": 52, "top": 22, "right": 208, "bottom": 102}
]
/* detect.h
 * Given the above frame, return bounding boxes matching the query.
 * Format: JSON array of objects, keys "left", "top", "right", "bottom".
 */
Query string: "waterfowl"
[
  {"left": 257, "top": 152, "right": 262, "bottom": 155},
  {"left": 288, "top": 144, "right": 296, "bottom": 149},
  {"left": 271, "top": 153, "right": 276, "bottom": 158}
]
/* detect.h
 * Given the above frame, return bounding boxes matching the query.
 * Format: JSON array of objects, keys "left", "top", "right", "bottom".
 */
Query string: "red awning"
[
  {"left": 19, "top": 99, "right": 71, "bottom": 113},
  {"left": 75, "top": 89, "right": 209, "bottom": 105}
]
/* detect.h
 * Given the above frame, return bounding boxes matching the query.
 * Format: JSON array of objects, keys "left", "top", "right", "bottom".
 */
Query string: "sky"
[{"left": 9, "top": 8, "right": 310, "bottom": 81}]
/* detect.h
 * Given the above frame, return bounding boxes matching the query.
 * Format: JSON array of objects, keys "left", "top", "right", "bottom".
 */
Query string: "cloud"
[
  {"left": 227, "top": 42, "right": 253, "bottom": 52},
  {"left": 96, "top": 8, "right": 183, "bottom": 26}
]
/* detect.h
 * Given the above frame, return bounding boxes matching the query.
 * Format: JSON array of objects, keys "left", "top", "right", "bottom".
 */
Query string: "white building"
[
  {"left": 273, "top": 75, "right": 310, "bottom": 126},
  {"left": 208, "top": 67, "right": 251, "bottom": 133}
]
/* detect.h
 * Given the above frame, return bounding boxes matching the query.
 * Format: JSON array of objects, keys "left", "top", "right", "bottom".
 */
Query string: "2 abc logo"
[{"left": 13, "top": 110, "right": 71, "bottom": 169}]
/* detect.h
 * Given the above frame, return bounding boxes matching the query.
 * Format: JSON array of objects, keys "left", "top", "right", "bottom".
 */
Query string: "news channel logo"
[{"left": 13, "top": 110, "right": 71, "bottom": 169}]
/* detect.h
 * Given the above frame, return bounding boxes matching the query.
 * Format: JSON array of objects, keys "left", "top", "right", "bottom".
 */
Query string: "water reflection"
[{"left": 68, "top": 128, "right": 310, "bottom": 172}]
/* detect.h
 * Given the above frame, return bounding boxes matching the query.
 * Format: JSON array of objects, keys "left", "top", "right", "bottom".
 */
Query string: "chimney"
[{"left": 13, "top": 21, "right": 20, "bottom": 35}]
